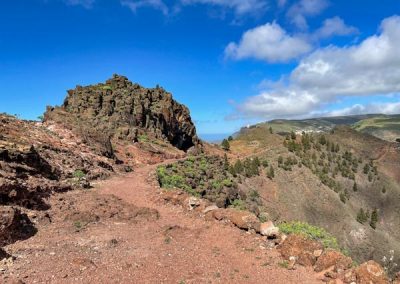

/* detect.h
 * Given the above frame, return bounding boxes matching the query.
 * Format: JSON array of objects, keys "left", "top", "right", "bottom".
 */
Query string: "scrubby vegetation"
[
  {"left": 73, "top": 169, "right": 86, "bottom": 180},
  {"left": 281, "top": 131, "right": 379, "bottom": 203},
  {"left": 278, "top": 221, "right": 340, "bottom": 251},
  {"left": 157, "top": 155, "right": 269, "bottom": 216}
]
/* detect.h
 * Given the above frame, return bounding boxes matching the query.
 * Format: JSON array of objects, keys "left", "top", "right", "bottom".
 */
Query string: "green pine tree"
[
  {"left": 221, "top": 139, "right": 230, "bottom": 151},
  {"left": 223, "top": 153, "right": 229, "bottom": 171},
  {"left": 370, "top": 209, "right": 378, "bottom": 229}
]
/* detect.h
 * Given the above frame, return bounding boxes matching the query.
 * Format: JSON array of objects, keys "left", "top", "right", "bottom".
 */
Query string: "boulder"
[
  {"left": 278, "top": 234, "right": 323, "bottom": 267},
  {"left": 208, "top": 208, "right": 260, "bottom": 231},
  {"left": 203, "top": 205, "right": 219, "bottom": 214},
  {"left": 160, "top": 190, "right": 189, "bottom": 206},
  {"left": 223, "top": 209, "right": 260, "bottom": 231},
  {"left": 187, "top": 196, "right": 201, "bottom": 210},
  {"left": 314, "top": 249, "right": 352, "bottom": 272},
  {"left": 0, "top": 206, "right": 36, "bottom": 247},
  {"left": 354, "top": 261, "right": 389, "bottom": 284},
  {"left": 259, "top": 221, "right": 279, "bottom": 238}
]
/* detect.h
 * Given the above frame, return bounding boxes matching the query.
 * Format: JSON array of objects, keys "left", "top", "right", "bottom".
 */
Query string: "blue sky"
[{"left": 1, "top": 0, "right": 400, "bottom": 139}]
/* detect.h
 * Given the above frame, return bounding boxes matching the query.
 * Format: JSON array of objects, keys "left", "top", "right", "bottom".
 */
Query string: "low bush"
[{"left": 278, "top": 221, "right": 340, "bottom": 250}]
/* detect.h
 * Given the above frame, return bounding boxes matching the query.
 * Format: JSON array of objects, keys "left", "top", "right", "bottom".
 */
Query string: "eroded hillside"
[{"left": 223, "top": 124, "right": 400, "bottom": 271}]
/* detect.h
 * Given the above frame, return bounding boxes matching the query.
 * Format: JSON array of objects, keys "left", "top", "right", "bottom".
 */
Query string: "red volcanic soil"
[{"left": 2, "top": 161, "right": 322, "bottom": 284}]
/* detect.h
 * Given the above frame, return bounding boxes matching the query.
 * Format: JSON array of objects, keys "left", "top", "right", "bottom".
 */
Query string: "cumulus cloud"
[
  {"left": 225, "top": 22, "right": 312, "bottom": 63},
  {"left": 180, "top": 0, "right": 268, "bottom": 16},
  {"left": 233, "top": 15, "right": 400, "bottom": 119},
  {"left": 324, "top": 102, "right": 400, "bottom": 117},
  {"left": 121, "top": 0, "right": 169, "bottom": 15},
  {"left": 314, "top": 17, "right": 358, "bottom": 39},
  {"left": 64, "top": 0, "right": 95, "bottom": 8},
  {"left": 287, "top": 0, "right": 329, "bottom": 30}
]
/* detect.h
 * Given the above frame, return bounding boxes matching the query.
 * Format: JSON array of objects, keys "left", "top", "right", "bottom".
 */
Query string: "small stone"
[
  {"left": 203, "top": 205, "right": 219, "bottom": 214},
  {"left": 260, "top": 221, "right": 279, "bottom": 238},
  {"left": 313, "top": 249, "right": 323, "bottom": 258},
  {"left": 188, "top": 197, "right": 201, "bottom": 210},
  {"left": 288, "top": 256, "right": 297, "bottom": 270}
]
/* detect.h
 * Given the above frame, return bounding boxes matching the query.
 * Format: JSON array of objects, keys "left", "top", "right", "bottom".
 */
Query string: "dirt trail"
[
  {"left": 2, "top": 161, "right": 322, "bottom": 284},
  {"left": 95, "top": 162, "right": 322, "bottom": 283}
]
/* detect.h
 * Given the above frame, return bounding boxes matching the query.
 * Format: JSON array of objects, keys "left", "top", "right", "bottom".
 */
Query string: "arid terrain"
[{"left": 1, "top": 76, "right": 399, "bottom": 283}]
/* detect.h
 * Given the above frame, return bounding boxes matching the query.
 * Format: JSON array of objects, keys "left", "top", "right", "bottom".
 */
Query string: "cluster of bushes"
[
  {"left": 156, "top": 155, "right": 265, "bottom": 215},
  {"left": 278, "top": 155, "right": 299, "bottom": 171},
  {"left": 363, "top": 160, "right": 379, "bottom": 182},
  {"left": 228, "top": 156, "right": 271, "bottom": 178},
  {"left": 278, "top": 221, "right": 340, "bottom": 251},
  {"left": 356, "top": 208, "right": 379, "bottom": 229}
]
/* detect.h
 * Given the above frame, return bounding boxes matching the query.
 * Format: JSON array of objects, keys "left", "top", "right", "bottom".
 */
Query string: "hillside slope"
[{"left": 228, "top": 124, "right": 400, "bottom": 269}]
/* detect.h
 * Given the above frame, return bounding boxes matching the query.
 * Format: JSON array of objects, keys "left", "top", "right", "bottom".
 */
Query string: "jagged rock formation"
[{"left": 44, "top": 74, "right": 201, "bottom": 152}]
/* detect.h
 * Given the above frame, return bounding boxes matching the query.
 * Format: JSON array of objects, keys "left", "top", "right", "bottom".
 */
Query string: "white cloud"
[
  {"left": 225, "top": 22, "right": 312, "bottom": 63},
  {"left": 64, "top": 0, "right": 95, "bottom": 8},
  {"left": 315, "top": 17, "right": 358, "bottom": 39},
  {"left": 121, "top": 0, "right": 169, "bottom": 15},
  {"left": 180, "top": 0, "right": 268, "bottom": 16},
  {"left": 324, "top": 102, "right": 400, "bottom": 117},
  {"left": 233, "top": 15, "right": 400, "bottom": 119},
  {"left": 287, "top": 0, "right": 329, "bottom": 30}
]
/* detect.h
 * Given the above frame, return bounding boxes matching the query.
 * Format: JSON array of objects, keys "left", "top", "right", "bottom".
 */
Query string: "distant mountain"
[{"left": 237, "top": 114, "right": 400, "bottom": 142}]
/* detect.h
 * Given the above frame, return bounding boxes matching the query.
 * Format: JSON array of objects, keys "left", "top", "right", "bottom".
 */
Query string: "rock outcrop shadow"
[{"left": 0, "top": 206, "right": 38, "bottom": 248}]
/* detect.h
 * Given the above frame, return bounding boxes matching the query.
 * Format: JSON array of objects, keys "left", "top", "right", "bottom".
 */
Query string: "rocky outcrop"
[
  {"left": 0, "top": 144, "right": 69, "bottom": 210},
  {"left": 278, "top": 234, "right": 323, "bottom": 267},
  {"left": 0, "top": 114, "right": 115, "bottom": 210},
  {"left": 278, "top": 233, "right": 392, "bottom": 283},
  {"left": 0, "top": 206, "right": 36, "bottom": 247},
  {"left": 44, "top": 74, "right": 201, "bottom": 152}
]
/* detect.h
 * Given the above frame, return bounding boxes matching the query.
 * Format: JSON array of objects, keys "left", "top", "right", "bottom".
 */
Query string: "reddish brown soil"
[{"left": 1, "top": 162, "right": 322, "bottom": 283}]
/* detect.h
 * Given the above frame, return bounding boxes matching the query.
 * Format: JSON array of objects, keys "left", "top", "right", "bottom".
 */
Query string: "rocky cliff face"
[{"left": 44, "top": 74, "right": 201, "bottom": 152}]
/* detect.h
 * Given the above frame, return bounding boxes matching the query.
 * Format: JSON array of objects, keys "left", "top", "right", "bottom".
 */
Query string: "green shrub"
[
  {"left": 138, "top": 134, "right": 149, "bottom": 142},
  {"left": 278, "top": 221, "right": 340, "bottom": 250},
  {"left": 73, "top": 170, "right": 86, "bottom": 180},
  {"left": 267, "top": 166, "right": 275, "bottom": 180},
  {"left": 231, "top": 199, "right": 246, "bottom": 211},
  {"left": 356, "top": 208, "right": 368, "bottom": 224}
]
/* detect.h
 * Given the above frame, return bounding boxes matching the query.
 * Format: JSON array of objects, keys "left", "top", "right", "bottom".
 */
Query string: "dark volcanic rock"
[
  {"left": 0, "top": 145, "right": 70, "bottom": 210},
  {"left": 44, "top": 74, "right": 201, "bottom": 151},
  {"left": 0, "top": 206, "right": 37, "bottom": 247}
]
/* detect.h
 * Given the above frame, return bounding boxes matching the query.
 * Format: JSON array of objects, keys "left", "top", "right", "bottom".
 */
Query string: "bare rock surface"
[{"left": 44, "top": 74, "right": 202, "bottom": 152}]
